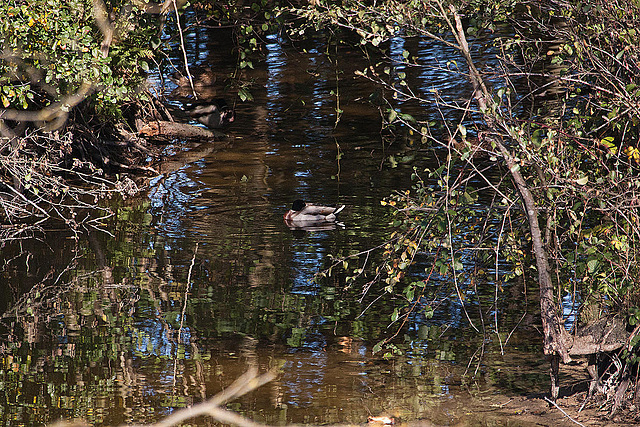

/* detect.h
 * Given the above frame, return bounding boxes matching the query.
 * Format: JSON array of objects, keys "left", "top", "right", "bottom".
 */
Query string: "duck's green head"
[{"left": 292, "top": 200, "right": 306, "bottom": 211}]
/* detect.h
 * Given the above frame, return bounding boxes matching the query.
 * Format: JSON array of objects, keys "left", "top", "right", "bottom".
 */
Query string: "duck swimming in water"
[{"left": 284, "top": 200, "right": 345, "bottom": 225}]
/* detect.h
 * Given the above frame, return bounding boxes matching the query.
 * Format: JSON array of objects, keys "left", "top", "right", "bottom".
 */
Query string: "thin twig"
[
  {"left": 171, "top": 0, "right": 198, "bottom": 99},
  {"left": 543, "top": 397, "right": 586, "bottom": 427}
]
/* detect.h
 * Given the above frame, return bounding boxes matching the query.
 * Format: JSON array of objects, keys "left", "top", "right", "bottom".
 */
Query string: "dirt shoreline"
[{"left": 482, "top": 392, "right": 639, "bottom": 426}]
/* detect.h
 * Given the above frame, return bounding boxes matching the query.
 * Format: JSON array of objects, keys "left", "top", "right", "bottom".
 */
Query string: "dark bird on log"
[{"left": 184, "top": 99, "right": 235, "bottom": 129}]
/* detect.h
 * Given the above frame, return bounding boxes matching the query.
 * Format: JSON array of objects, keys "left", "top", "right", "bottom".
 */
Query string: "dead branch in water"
[{"left": 142, "top": 366, "right": 278, "bottom": 427}]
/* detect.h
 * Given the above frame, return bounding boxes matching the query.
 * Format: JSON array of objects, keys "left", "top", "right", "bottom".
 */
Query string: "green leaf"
[
  {"left": 399, "top": 113, "right": 415, "bottom": 123},
  {"left": 439, "top": 263, "right": 448, "bottom": 275},
  {"left": 238, "top": 88, "right": 254, "bottom": 102},
  {"left": 405, "top": 286, "right": 414, "bottom": 301}
]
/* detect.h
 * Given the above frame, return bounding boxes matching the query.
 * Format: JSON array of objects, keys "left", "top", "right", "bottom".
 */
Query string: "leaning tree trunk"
[{"left": 446, "top": 5, "right": 571, "bottom": 398}]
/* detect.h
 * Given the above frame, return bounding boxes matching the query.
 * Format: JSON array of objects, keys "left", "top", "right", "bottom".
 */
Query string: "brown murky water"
[{"left": 0, "top": 24, "right": 558, "bottom": 426}]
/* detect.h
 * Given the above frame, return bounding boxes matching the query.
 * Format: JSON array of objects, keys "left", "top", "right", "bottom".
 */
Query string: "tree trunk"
[{"left": 447, "top": 6, "right": 570, "bottom": 397}]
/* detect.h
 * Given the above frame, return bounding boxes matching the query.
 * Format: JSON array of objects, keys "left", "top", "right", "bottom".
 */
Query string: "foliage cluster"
[
  {"left": 513, "top": 0, "right": 640, "bottom": 312},
  {"left": 0, "top": 0, "right": 165, "bottom": 235},
  {"left": 548, "top": 0, "right": 640, "bottom": 152},
  {"left": 0, "top": 0, "right": 158, "bottom": 119}
]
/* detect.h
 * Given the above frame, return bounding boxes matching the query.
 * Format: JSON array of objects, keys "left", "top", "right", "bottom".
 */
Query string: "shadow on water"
[{"left": 0, "top": 25, "right": 556, "bottom": 426}]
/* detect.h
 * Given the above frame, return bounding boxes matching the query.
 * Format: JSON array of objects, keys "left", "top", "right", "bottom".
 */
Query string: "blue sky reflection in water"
[{"left": 0, "top": 28, "right": 552, "bottom": 426}]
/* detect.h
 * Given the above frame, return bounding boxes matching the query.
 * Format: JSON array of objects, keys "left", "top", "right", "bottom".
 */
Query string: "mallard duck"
[
  {"left": 171, "top": 66, "right": 217, "bottom": 88},
  {"left": 185, "top": 98, "right": 235, "bottom": 129},
  {"left": 447, "top": 131, "right": 494, "bottom": 159},
  {"left": 283, "top": 200, "right": 345, "bottom": 224}
]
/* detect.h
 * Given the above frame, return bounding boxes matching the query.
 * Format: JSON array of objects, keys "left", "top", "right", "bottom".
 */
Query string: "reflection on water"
[{"left": 0, "top": 26, "right": 547, "bottom": 426}]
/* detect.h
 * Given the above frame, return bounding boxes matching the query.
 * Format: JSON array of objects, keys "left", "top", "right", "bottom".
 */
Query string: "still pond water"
[{"left": 0, "top": 26, "right": 554, "bottom": 426}]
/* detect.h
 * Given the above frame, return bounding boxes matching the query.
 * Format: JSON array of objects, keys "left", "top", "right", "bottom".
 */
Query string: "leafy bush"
[{"left": 0, "top": 0, "right": 158, "bottom": 120}]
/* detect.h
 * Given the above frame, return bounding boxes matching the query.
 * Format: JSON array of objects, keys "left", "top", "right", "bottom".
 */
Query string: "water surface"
[{"left": 0, "top": 26, "right": 555, "bottom": 426}]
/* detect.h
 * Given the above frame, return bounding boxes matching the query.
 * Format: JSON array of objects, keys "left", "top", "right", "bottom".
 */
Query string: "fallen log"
[{"left": 138, "top": 120, "right": 226, "bottom": 140}]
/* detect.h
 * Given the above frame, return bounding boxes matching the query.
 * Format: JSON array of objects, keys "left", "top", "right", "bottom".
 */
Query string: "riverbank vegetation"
[
  {"left": 308, "top": 0, "right": 640, "bottom": 415},
  {"left": 2, "top": 0, "right": 640, "bottom": 422},
  {"left": 287, "top": 0, "right": 640, "bottom": 416},
  {"left": 0, "top": 0, "right": 173, "bottom": 239}
]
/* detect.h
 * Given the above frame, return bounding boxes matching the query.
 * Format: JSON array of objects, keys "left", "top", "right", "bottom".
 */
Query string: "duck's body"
[
  {"left": 171, "top": 66, "right": 217, "bottom": 88},
  {"left": 284, "top": 200, "right": 345, "bottom": 224},
  {"left": 448, "top": 131, "right": 493, "bottom": 159},
  {"left": 185, "top": 99, "right": 235, "bottom": 129}
]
